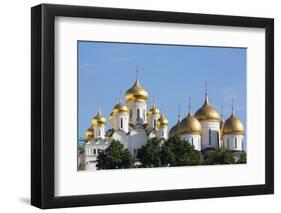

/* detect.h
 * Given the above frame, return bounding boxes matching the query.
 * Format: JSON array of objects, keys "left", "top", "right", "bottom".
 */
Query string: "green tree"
[
  {"left": 237, "top": 152, "right": 247, "bottom": 164},
  {"left": 96, "top": 140, "right": 134, "bottom": 169},
  {"left": 160, "top": 143, "right": 176, "bottom": 166},
  {"left": 203, "top": 148, "right": 236, "bottom": 165},
  {"left": 160, "top": 136, "right": 201, "bottom": 167},
  {"left": 137, "top": 138, "right": 162, "bottom": 168}
]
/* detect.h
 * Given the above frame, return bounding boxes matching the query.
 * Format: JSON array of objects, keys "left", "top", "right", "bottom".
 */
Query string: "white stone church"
[{"left": 79, "top": 76, "right": 245, "bottom": 171}]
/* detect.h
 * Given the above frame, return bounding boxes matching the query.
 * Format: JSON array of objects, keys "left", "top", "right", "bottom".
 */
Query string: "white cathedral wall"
[
  {"left": 93, "top": 126, "right": 105, "bottom": 139},
  {"left": 83, "top": 140, "right": 109, "bottom": 168},
  {"left": 84, "top": 142, "right": 94, "bottom": 156},
  {"left": 200, "top": 120, "right": 220, "bottom": 150},
  {"left": 111, "top": 130, "right": 129, "bottom": 149},
  {"left": 180, "top": 134, "right": 201, "bottom": 151},
  {"left": 112, "top": 115, "right": 116, "bottom": 130},
  {"left": 113, "top": 112, "right": 129, "bottom": 133},
  {"left": 157, "top": 127, "right": 168, "bottom": 140},
  {"left": 127, "top": 101, "right": 147, "bottom": 125},
  {"left": 223, "top": 134, "right": 244, "bottom": 151},
  {"left": 84, "top": 143, "right": 97, "bottom": 168},
  {"left": 147, "top": 114, "right": 160, "bottom": 129},
  {"left": 84, "top": 162, "right": 97, "bottom": 171},
  {"left": 78, "top": 152, "right": 83, "bottom": 167},
  {"left": 128, "top": 128, "right": 147, "bottom": 156}
]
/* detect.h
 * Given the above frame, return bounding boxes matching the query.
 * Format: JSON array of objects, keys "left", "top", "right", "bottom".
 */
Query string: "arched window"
[
  {"left": 209, "top": 129, "right": 212, "bottom": 145},
  {"left": 235, "top": 137, "right": 237, "bottom": 148},
  {"left": 93, "top": 149, "right": 96, "bottom": 155},
  {"left": 162, "top": 131, "right": 164, "bottom": 137},
  {"left": 153, "top": 119, "right": 156, "bottom": 128},
  {"left": 120, "top": 118, "right": 123, "bottom": 129},
  {"left": 227, "top": 138, "right": 230, "bottom": 149},
  {"left": 137, "top": 109, "right": 140, "bottom": 120},
  {"left": 130, "top": 109, "right": 133, "bottom": 121},
  {"left": 98, "top": 130, "right": 100, "bottom": 136},
  {"left": 191, "top": 137, "right": 194, "bottom": 146},
  {"left": 217, "top": 131, "right": 219, "bottom": 147}
]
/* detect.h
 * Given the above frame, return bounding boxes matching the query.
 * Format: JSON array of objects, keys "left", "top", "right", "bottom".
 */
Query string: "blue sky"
[{"left": 78, "top": 41, "right": 246, "bottom": 144}]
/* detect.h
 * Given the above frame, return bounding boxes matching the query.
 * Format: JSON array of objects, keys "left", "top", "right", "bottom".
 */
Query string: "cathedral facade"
[{"left": 79, "top": 77, "right": 245, "bottom": 171}]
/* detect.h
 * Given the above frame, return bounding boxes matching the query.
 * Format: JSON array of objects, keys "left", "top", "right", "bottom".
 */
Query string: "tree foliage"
[
  {"left": 203, "top": 148, "right": 236, "bottom": 165},
  {"left": 137, "top": 136, "right": 201, "bottom": 168},
  {"left": 96, "top": 140, "right": 134, "bottom": 169},
  {"left": 96, "top": 137, "right": 241, "bottom": 169},
  {"left": 237, "top": 152, "right": 247, "bottom": 164},
  {"left": 160, "top": 136, "right": 201, "bottom": 167},
  {"left": 137, "top": 138, "right": 162, "bottom": 167}
]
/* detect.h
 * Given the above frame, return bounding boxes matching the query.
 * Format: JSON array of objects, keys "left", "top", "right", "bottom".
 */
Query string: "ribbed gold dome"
[
  {"left": 92, "top": 110, "right": 106, "bottom": 127},
  {"left": 125, "top": 79, "right": 149, "bottom": 103},
  {"left": 85, "top": 127, "right": 94, "bottom": 139},
  {"left": 223, "top": 113, "right": 244, "bottom": 135},
  {"left": 169, "top": 119, "right": 180, "bottom": 137},
  {"left": 177, "top": 112, "right": 201, "bottom": 135},
  {"left": 113, "top": 100, "right": 128, "bottom": 114},
  {"left": 195, "top": 96, "right": 220, "bottom": 121},
  {"left": 157, "top": 114, "right": 168, "bottom": 128},
  {"left": 148, "top": 104, "right": 160, "bottom": 116}
]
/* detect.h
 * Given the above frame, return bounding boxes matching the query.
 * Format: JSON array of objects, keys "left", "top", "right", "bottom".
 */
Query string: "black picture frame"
[{"left": 31, "top": 3, "right": 274, "bottom": 209}]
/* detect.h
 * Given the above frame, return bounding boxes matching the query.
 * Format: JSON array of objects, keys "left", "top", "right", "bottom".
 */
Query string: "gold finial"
[
  {"left": 97, "top": 98, "right": 101, "bottom": 114},
  {"left": 231, "top": 97, "right": 235, "bottom": 115},
  {"left": 136, "top": 66, "right": 138, "bottom": 81},
  {"left": 161, "top": 102, "right": 164, "bottom": 116},
  {"left": 119, "top": 89, "right": 122, "bottom": 103},
  {"left": 188, "top": 97, "right": 191, "bottom": 114},
  {"left": 205, "top": 81, "right": 208, "bottom": 96},
  {"left": 97, "top": 106, "right": 102, "bottom": 116},
  {"left": 204, "top": 81, "right": 209, "bottom": 104},
  {"left": 152, "top": 95, "right": 156, "bottom": 108},
  {"left": 221, "top": 104, "right": 224, "bottom": 121},
  {"left": 178, "top": 104, "right": 181, "bottom": 122}
]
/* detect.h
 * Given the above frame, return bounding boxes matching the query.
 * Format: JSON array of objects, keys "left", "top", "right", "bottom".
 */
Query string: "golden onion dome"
[
  {"left": 92, "top": 110, "right": 106, "bottom": 127},
  {"left": 125, "top": 79, "right": 149, "bottom": 103},
  {"left": 85, "top": 127, "right": 94, "bottom": 139},
  {"left": 169, "top": 119, "right": 181, "bottom": 137},
  {"left": 177, "top": 112, "right": 201, "bottom": 135},
  {"left": 223, "top": 113, "right": 244, "bottom": 135},
  {"left": 113, "top": 100, "right": 128, "bottom": 114},
  {"left": 157, "top": 114, "right": 168, "bottom": 128},
  {"left": 195, "top": 96, "right": 220, "bottom": 122},
  {"left": 148, "top": 104, "right": 160, "bottom": 116}
]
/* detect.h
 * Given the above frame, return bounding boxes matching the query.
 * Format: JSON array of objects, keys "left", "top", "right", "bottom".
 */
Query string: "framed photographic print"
[{"left": 31, "top": 3, "right": 274, "bottom": 209}]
